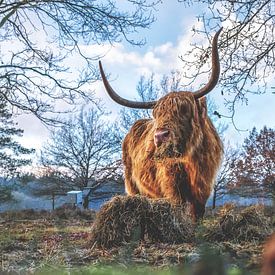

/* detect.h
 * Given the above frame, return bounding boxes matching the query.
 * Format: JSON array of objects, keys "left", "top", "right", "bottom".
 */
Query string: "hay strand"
[
  {"left": 204, "top": 204, "right": 273, "bottom": 243},
  {"left": 90, "top": 195, "right": 194, "bottom": 248}
]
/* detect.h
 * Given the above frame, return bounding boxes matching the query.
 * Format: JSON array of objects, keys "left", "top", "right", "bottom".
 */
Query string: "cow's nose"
[{"left": 154, "top": 129, "right": 170, "bottom": 147}]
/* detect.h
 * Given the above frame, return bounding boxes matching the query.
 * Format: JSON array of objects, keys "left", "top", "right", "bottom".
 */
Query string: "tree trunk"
[
  {"left": 83, "top": 187, "right": 93, "bottom": 209},
  {"left": 83, "top": 195, "right": 89, "bottom": 209},
  {"left": 52, "top": 193, "right": 55, "bottom": 210},
  {"left": 212, "top": 189, "right": 217, "bottom": 209}
]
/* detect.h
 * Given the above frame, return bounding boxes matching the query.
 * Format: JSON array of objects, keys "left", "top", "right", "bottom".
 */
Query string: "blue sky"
[{"left": 17, "top": 1, "right": 275, "bottom": 152}]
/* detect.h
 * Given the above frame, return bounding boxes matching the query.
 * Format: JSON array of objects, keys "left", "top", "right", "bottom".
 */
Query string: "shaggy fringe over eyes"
[{"left": 153, "top": 94, "right": 195, "bottom": 120}]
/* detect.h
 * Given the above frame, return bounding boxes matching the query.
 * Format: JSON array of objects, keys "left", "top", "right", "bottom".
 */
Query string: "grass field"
[{"left": 0, "top": 204, "right": 273, "bottom": 274}]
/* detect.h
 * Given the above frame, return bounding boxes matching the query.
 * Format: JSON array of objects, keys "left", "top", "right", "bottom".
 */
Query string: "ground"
[{"left": 0, "top": 205, "right": 273, "bottom": 274}]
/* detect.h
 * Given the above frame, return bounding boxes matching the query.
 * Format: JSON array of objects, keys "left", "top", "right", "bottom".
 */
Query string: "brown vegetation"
[
  {"left": 0, "top": 202, "right": 273, "bottom": 273},
  {"left": 89, "top": 195, "right": 194, "bottom": 248},
  {"left": 204, "top": 204, "right": 273, "bottom": 243}
]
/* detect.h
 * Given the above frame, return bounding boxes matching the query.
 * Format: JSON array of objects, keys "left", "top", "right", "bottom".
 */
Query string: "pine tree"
[{"left": 0, "top": 96, "right": 35, "bottom": 178}]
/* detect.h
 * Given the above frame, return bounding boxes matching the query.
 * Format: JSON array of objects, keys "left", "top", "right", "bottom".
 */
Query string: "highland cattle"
[{"left": 99, "top": 28, "right": 223, "bottom": 220}]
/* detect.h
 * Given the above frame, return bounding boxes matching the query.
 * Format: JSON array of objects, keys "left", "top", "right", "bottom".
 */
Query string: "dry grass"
[
  {"left": 203, "top": 203, "right": 273, "bottom": 243},
  {"left": 89, "top": 195, "right": 194, "bottom": 248},
  {"left": 0, "top": 199, "right": 274, "bottom": 273},
  {"left": 0, "top": 207, "right": 96, "bottom": 221}
]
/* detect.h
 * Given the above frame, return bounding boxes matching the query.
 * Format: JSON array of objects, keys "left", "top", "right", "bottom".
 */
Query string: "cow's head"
[
  {"left": 99, "top": 28, "right": 222, "bottom": 158},
  {"left": 151, "top": 92, "right": 208, "bottom": 159}
]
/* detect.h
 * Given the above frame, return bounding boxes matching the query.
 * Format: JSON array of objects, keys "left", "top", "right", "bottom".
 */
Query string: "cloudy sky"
[{"left": 16, "top": 1, "right": 275, "bottom": 154}]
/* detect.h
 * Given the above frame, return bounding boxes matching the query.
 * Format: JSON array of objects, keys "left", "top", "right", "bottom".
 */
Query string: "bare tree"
[
  {"left": 119, "top": 74, "right": 160, "bottom": 135},
  {"left": 160, "top": 70, "right": 185, "bottom": 95},
  {"left": 41, "top": 106, "right": 122, "bottom": 194},
  {"left": 178, "top": 0, "right": 275, "bottom": 119},
  {"left": 27, "top": 167, "right": 72, "bottom": 196},
  {"left": 212, "top": 143, "right": 239, "bottom": 209},
  {"left": 0, "top": 0, "right": 160, "bottom": 124}
]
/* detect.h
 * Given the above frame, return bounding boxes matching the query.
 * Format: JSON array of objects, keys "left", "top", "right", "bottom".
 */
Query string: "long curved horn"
[
  {"left": 99, "top": 61, "right": 157, "bottom": 109},
  {"left": 193, "top": 27, "right": 223, "bottom": 99}
]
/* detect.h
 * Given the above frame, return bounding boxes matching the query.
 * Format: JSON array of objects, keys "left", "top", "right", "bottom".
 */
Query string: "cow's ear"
[{"left": 196, "top": 97, "right": 207, "bottom": 118}]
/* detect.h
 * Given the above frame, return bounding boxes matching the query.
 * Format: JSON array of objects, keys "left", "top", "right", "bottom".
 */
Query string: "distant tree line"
[
  {"left": 213, "top": 126, "right": 274, "bottom": 208},
  {"left": 229, "top": 126, "right": 274, "bottom": 200}
]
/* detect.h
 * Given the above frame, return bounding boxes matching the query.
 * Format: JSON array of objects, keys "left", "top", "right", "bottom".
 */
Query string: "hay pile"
[
  {"left": 204, "top": 204, "right": 273, "bottom": 243},
  {"left": 90, "top": 195, "right": 194, "bottom": 248}
]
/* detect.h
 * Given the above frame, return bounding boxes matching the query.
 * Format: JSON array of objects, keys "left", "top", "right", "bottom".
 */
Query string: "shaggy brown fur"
[{"left": 123, "top": 93, "right": 223, "bottom": 220}]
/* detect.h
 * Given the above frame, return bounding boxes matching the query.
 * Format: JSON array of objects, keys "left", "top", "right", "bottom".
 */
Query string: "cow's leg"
[
  {"left": 161, "top": 163, "right": 190, "bottom": 204},
  {"left": 191, "top": 201, "right": 205, "bottom": 221}
]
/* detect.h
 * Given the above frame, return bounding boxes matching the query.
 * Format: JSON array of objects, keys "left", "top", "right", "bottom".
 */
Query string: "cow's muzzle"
[{"left": 154, "top": 128, "right": 170, "bottom": 147}]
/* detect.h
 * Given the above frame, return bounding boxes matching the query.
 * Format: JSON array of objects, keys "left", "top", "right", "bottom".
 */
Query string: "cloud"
[
  {"left": 16, "top": 114, "right": 49, "bottom": 150},
  {"left": 92, "top": 18, "right": 219, "bottom": 100}
]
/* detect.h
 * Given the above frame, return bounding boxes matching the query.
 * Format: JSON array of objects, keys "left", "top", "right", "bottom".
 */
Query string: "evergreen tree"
[{"left": 0, "top": 96, "right": 35, "bottom": 178}]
